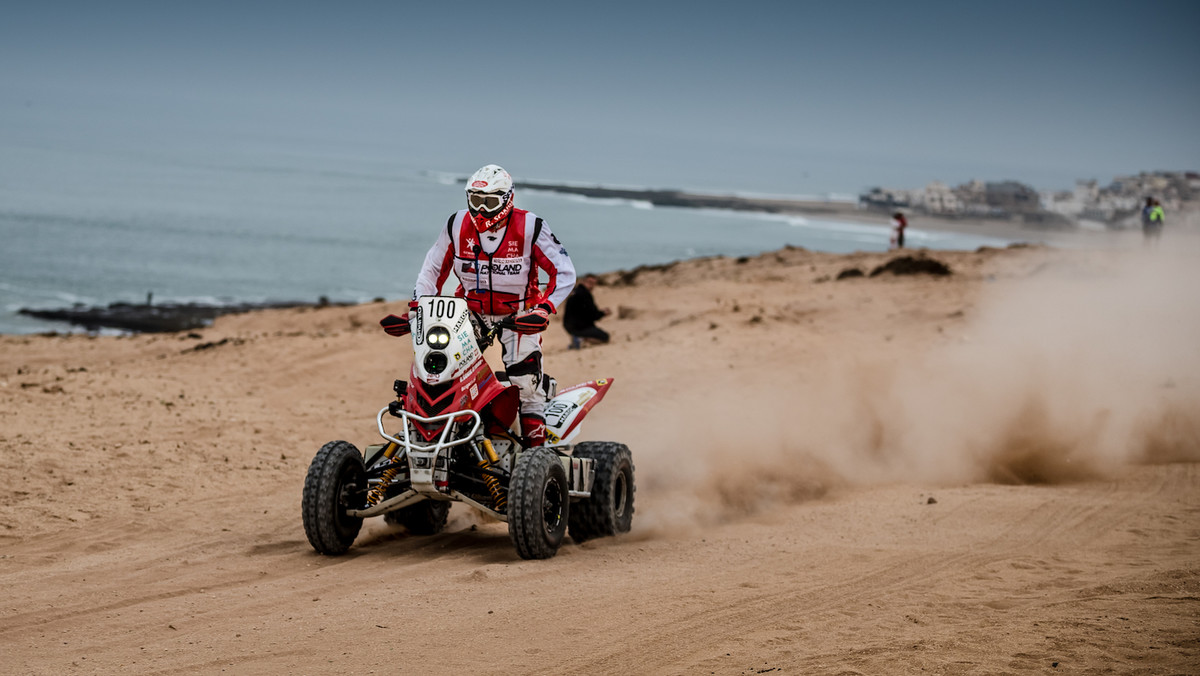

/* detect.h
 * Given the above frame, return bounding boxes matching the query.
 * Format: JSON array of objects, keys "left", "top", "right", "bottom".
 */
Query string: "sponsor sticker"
[
  {"left": 414, "top": 307, "right": 424, "bottom": 344},
  {"left": 550, "top": 234, "right": 568, "bottom": 255},
  {"left": 472, "top": 258, "right": 524, "bottom": 275},
  {"left": 471, "top": 180, "right": 488, "bottom": 188},
  {"left": 544, "top": 400, "right": 578, "bottom": 427}
]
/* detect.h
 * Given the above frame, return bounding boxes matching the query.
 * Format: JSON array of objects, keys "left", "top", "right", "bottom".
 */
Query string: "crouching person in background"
[{"left": 563, "top": 274, "right": 611, "bottom": 350}]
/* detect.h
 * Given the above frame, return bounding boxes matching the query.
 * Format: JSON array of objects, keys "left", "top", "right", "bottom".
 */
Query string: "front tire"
[
  {"left": 508, "top": 447, "right": 570, "bottom": 560},
  {"left": 569, "top": 442, "right": 635, "bottom": 544},
  {"left": 384, "top": 500, "right": 450, "bottom": 535},
  {"left": 302, "top": 441, "right": 365, "bottom": 555}
]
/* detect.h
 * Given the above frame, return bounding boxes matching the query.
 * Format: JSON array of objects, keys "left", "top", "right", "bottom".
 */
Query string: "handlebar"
[{"left": 474, "top": 311, "right": 518, "bottom": 351}]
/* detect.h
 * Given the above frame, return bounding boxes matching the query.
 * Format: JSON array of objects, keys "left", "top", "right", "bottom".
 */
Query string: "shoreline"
[
  {"left": 4, "top": 180, "right": 1156, "bottom": 335},
  {"left": 517, "top": 179, "right": 1097, "bottom": 245},
  {"left": 6, "top": 245, "right": 1025, "bottom": 335}
]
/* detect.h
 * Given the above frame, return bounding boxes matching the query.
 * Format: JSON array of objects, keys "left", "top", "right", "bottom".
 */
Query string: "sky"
[{"left": 1, "top": 0, "right": 1197, "bottom": 194}]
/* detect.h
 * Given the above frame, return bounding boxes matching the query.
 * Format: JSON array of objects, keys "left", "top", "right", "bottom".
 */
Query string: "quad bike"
[{"left": 301, "top": 295, "right": 635, "bottom": 559}]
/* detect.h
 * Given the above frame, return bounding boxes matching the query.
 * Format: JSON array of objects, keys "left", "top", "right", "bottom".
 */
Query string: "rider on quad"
[{"left": 396, "top": 164, "right": 576, "bottom": 448}]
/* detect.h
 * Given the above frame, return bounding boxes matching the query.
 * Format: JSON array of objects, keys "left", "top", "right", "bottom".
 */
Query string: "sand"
[{"left": 2, "top": 244, "right": 1199, "bottom": 674}]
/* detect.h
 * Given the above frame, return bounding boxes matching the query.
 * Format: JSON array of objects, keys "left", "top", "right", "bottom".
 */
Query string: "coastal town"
[{"left": 859, "top": 170, "right": 1200, "bottom": 230}]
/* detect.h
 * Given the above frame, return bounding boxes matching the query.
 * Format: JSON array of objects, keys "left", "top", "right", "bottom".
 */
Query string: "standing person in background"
[
  {"left": 889, "top": 212, "right": 908, "bottom": 250},
  {"left": 563, "top": 274, "right": 611, "bottom": 350},
  {"left": 1142, "top": 197, "right": 1165, "bottom": 244}
]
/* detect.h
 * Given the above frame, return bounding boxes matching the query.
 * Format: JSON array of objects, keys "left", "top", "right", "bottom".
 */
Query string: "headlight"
[
  {"left": 423, "top": 352, "right": 449, "bottom": 374},
  {"left": 426, "top": 326, "right": 451, "bottom": 349}
]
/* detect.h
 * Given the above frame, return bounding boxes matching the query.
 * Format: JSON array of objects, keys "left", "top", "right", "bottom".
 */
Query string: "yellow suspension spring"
[
  {"left": 366, "top": 442, "right": 400, "bottom": 507},
  {"left": 478, "top": 439, "right": 507, "bottom": 512}
]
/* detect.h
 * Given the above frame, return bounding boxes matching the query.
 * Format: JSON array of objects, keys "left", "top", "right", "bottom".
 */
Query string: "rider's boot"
[{"left": 521, "top": 414, "right": 546, "bottom": 448}]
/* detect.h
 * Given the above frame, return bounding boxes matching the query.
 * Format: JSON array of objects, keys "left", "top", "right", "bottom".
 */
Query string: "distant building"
[
  {"left": 859, "top": 187, "right": 911, "bottom": 209},
  {"left": 921, "top": 181, "right": 962, "bottom": 214},
  {"left": 954, "top": 180, "right": 987, "bottom": 205}
]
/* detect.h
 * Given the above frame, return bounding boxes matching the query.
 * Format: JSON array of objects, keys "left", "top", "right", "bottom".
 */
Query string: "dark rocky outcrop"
[
  {"left": 19, "top": 298, "right": 350, "bottom": 333},
  {"left": 869, "top": 256, "right": 952, "bottom": 277}
]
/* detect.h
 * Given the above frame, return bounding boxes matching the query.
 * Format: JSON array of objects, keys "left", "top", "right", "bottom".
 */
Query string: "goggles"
[{"left": 468, "top": 190, "right": 510, "bottom": 213}]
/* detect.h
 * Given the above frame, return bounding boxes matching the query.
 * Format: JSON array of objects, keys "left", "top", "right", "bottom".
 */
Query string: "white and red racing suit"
[{"left": 413, "top": 208, "right": 576, "bottom": 440}]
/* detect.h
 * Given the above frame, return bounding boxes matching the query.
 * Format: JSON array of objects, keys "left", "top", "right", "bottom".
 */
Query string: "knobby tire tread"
[
  {"left": 569, "top": 441, "right": 635, "bottom": 544},
  {"left": 302, "top": 440, "right": 364, "bottom": 555},
  {"left": 508, "top": 446, "right": 568, "bottom": 560}
]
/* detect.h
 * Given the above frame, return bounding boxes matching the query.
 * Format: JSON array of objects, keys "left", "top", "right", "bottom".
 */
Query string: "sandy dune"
[{"left": 2, "top": 245, "right": 1198, "bottom": 674}]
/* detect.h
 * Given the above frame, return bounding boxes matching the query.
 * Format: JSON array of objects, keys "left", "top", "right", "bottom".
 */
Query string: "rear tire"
[
  {"left": 508, "top": 447, "right": 570, "bottom": 560},
  {"left": 302, "top": 441, "right": 366, "bottom": 555},
  {"left": 384, "top": 500, "right": 450, "bottom": 535},
  {"left": 569, "top": 442, "right": 635, "bottom": 544}
]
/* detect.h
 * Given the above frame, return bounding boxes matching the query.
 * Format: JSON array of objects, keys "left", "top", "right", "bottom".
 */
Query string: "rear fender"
[{"left": 544, "top": 378, "right": 614, "bottom": 445}]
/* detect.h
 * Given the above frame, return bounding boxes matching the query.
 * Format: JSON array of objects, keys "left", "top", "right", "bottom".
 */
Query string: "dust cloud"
[{"left": 619, "top": 248, "right": 1200, "bottom": 536}]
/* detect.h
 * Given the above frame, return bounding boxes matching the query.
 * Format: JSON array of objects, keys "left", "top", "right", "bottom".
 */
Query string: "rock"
[
  {"left": 869, "top": 255, "right": 952, "bottom": 277},
  {"left": 19, "top": 299, "right": 352, "bottom": 334},
  {"left": 836, "top": 268, "right": 865, "bottom": 280}
]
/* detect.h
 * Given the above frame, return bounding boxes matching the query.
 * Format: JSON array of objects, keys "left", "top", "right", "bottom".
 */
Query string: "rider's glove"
[
  {"left": 510, "top": 302, "right": 553, "bottom": 334},
  {"left": 380, "top": 313, "right": 411, "bottom": 337}
]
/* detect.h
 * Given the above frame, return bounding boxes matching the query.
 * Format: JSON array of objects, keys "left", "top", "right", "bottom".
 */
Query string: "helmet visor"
[{"left": 468, "top": 190, "right": 509, "bottom": 213}]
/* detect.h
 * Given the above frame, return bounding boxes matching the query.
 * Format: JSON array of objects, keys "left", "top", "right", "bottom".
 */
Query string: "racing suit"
[{"left": 413, "top": 208, "right": 576, "bottom": 441}]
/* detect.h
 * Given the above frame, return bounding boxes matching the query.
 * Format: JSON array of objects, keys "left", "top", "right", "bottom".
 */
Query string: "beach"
[{"left": 2, "top": 243, "right": 1198, "bottom": 674}]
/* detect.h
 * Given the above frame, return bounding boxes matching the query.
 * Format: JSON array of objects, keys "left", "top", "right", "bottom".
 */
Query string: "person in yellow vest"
[{"left": 1141, "top": 197, "right": 1165, "bottom": 244}]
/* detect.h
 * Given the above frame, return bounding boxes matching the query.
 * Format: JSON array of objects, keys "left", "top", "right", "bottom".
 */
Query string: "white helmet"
[{"left": 465, "top": 164, "right": 514, "bottom": 232}]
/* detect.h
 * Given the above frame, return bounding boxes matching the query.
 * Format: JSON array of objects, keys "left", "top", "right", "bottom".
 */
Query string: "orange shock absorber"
[
  {"left": 478, "top": 438, "right": 507, "bottom": 512},
  {"left": 366, "top": 442, "right": 400, "bottom": 507}
]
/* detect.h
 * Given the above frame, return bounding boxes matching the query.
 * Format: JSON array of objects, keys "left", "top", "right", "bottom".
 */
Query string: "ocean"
[{"left": 0, "top": 139, "right": 1011, "bottom": 335}]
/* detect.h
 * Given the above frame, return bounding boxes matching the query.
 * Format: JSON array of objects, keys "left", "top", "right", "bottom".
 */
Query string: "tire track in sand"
[{"left": 542, "top": 465, "right": 1187, "bottom": 674}]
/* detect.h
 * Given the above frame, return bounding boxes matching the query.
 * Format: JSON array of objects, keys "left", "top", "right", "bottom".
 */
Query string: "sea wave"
[
  {"left": 537, "top": 192, "right": 657, "bottom": 211},
  {"left": 0, "top": 281, "right": 99, "bottom": 307},
  {"left": 422, "top": 169, "right": 462, "bottom": 186}
]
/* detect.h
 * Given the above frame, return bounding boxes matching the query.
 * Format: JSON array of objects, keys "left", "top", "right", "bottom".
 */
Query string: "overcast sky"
[{"left": 2, "top": 0, "right": 1196, "bottom": 193}]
